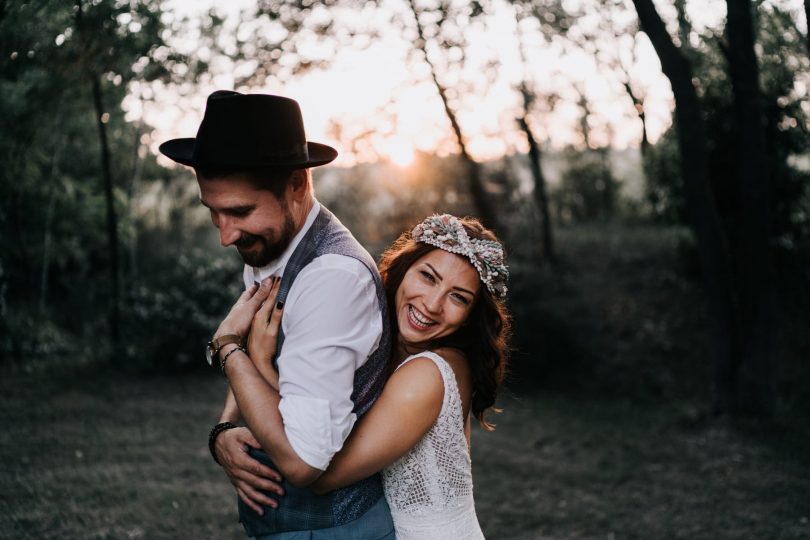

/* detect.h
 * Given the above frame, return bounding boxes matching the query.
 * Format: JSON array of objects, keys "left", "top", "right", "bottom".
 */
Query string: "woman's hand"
[
  {"left": 248, "top": 277, "right": 285, "bottom": 390},
  {"left": 214, "top": 277, "right": 276, "bottom": 342}
]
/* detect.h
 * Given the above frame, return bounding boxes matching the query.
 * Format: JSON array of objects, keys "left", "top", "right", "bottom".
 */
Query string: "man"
[{"left": 159, "top": 90, "right": 394, "bottom": 539}]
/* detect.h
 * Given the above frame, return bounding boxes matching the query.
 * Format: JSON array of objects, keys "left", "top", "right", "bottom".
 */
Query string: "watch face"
[{"left": 206, "top": 343, "right": 215, "bottom": 366}]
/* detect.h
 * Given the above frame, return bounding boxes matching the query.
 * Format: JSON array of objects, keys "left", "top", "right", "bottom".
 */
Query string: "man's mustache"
[{"left": 235, "top": 234, "right": 261, "bottom": 248}]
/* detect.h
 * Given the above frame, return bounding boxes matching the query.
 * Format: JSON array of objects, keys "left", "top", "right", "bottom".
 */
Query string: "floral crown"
[{"left": 411, "top": 214, "right": 509, "bottom": 298}]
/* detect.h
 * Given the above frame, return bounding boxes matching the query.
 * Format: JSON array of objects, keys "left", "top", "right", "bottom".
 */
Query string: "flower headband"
[{"left": 411, "top": 214, "right": 509, "bottom": 298}]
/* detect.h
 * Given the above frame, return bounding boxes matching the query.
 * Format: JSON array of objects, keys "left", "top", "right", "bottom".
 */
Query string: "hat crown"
[
  {"left": 192, "top": 92, "right": 308, "bottom": 167},
  {"left": 158, "top": 90, "right": 337, "bottom": 169}
]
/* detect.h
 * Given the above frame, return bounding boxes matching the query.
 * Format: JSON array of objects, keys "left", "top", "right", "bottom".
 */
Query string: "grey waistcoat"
[{"left": 238, "top": 205, "right": 392, "bottom": 537}]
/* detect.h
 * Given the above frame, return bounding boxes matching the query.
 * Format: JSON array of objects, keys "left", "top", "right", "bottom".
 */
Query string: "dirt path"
[{"left": 1, "top": 370, "right": 808, "bottom": 539}]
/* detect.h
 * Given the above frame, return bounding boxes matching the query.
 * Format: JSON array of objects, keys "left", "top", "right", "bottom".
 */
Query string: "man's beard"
[{"left": 235, "top": 206, "right": 296, "bottom": 267}]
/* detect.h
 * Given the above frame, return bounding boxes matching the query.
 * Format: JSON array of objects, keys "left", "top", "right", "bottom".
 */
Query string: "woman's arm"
[
  {"left": 310, "top": 357, "right": 445, "bottom": 494},
  {"left": 222, "top": 347, "right": 321, "bottom": 486},
  {"left": 219, "top": 385, "right": 241, "bottom": 423},
  {"left": 215, "top": 278, "right": 321, "bottom": 486}
]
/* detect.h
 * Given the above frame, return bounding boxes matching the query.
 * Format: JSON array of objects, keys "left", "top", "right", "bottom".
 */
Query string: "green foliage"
[
  {"left": 551, "top": 148, "right": 619, "bottom": 224},
  {"left": 0, "top": 0, "right": 183, "bottom": 364},
  {"left": 643, "top": 128, "right": 685, "bottom": 223},
  {"left": 123, "top": 247, "right": 243, "bottom": 371}
]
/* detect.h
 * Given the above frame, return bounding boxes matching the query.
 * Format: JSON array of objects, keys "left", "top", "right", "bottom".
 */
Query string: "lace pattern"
[{"left": 382, "top": 351, "right": 484, "bottom": 539}]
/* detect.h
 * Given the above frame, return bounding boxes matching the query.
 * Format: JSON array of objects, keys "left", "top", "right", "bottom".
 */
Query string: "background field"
[{"left": 3, "top": 369, "right": 809, "bottom": 539}]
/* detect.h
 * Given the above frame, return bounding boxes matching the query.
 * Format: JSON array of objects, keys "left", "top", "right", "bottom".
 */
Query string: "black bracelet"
[
  {"left": 220, "top": 345, "right": 247, "bottom": 373},
  {"left": 208, "top": 421, "right": 237, "bottom": 465}
]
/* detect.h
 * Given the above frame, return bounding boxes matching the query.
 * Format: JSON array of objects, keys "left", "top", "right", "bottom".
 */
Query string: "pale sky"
[{"left": 130, "top": 0, "right": 806, "bottom": 169}]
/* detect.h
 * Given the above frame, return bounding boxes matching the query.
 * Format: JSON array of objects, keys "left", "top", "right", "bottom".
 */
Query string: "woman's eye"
[
  {"left": 420, "top": 271, "right": 435, "bottom": 282},
  {"left": 451, "top": 293, "right": 469, "bottom": 305}
]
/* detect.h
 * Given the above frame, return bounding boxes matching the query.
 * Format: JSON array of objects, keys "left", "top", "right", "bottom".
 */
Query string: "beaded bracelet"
[
  {"left": 208, "top": 421, "right": 237, "bottom": 465},
  {"left": 219, "top": 345, "right": 247, "bottom": 373}
]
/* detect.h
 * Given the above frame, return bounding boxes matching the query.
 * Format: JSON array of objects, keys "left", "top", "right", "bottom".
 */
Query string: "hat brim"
[{"left": 158, "top": 138, "right": 338, "bottom": 169}]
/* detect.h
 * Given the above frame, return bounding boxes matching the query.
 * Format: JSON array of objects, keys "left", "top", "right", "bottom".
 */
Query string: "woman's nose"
[{"left": 422, "top": 289, "right": 443, "bottom": 314}]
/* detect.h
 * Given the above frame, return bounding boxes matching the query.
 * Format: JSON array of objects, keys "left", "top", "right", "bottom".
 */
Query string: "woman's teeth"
[{"left": 408, "top": 305, "right": 436, "bottom": 328}]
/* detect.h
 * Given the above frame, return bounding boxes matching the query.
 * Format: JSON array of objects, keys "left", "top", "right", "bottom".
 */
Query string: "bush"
[
  {"left": 122, "top": 247, "right": 243, "bottom": 371},
  {"left": 552, "top": 149, "right": 619, "bottom": 224}
]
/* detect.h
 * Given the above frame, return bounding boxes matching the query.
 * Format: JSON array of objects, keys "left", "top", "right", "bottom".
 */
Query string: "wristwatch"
[{"left": 206, "top": 334, "right": 243, "bottom": 366}]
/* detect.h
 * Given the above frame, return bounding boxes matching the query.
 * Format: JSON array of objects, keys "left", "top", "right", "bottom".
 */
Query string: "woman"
[{"left": 227, "top": 214, "right": 510, "bottom": 538}]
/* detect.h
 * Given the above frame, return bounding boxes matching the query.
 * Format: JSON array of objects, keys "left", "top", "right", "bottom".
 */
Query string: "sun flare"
[{"left": 383, "top": 137, "right": 415, "bottom": 167}]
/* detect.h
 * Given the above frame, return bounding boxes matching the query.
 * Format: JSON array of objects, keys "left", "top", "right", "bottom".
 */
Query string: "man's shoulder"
[
  {"left": 294, "top": 253, "right": 378, "bottom": 298},
  {"left": 284, "top": 254, "right": 382, "bottom": 330},
  {"left": 315, "top": 208, "right": 375, "bottom": 265},
  {"left": 303, "top": 253, "right": 374, "bottom": 278}
]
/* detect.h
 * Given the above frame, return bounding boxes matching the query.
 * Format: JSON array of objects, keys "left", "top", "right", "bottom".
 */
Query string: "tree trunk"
[
  {"left": 621, "top": 79, "right": 650, "bottom": 159},
  {"left": 804, "top": 0, "right": 810, "bottom": 58},
  {"left": 39, "top": 126, "right": 65, "bottom": 316},
  {"left": 127, "top": 123, "right": 145, "bottom": 286},
  {"left": 76, "top": 0, "right": 120, "bottom": 350},
  {"left": 407, "top": 0, "right": 499, "bottom": 230},
  {"left": 92, "top": 77, "right": 120, "bottom": 349},
  {"left": 632, "top": 0, "right": 740, "bottom": 414},
  {"left": 39, "top": 184, "right": 58, "bottom": 315},
  {"left": 725, "top": 0, "right": 774, "bottom": 415},
  {"left": 517, "top": 114, "right": 554, "bottom": 262},
  {"left": 577, "top": 90, "right": 592, "bottom": 149}
]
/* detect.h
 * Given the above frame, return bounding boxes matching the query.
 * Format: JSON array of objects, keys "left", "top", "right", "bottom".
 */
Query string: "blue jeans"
[{"left": 251, "top": 496, "right": 395, "bottom": 540}]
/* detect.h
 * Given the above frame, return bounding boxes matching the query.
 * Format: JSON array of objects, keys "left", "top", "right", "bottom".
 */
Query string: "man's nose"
[{"left": 218, "top": 219, "right": 241, "bottom": 247}]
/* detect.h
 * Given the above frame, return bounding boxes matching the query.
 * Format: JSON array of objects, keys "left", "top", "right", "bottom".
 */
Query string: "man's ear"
[{"left": 288, "top": 168, "right": 309, "bottom": 201}]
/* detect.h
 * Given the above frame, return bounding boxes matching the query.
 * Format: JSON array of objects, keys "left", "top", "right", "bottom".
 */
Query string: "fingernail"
[{"left": 276, "top": 301, "right": 284, "bottom": 309}]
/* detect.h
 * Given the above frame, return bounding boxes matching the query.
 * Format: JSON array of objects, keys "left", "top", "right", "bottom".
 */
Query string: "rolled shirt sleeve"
[{"left": 276, "top": 254, "right": 382, "bottom": 471}]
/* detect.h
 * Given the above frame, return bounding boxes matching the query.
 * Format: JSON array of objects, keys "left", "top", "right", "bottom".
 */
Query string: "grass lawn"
[{"left": 1, "top": 367, "right": 808, "bottom": 539}]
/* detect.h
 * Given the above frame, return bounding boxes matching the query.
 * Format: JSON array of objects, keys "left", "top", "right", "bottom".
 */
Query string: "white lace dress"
[{"left": 382, "top": 351, "right": 485, "bottom": 539}]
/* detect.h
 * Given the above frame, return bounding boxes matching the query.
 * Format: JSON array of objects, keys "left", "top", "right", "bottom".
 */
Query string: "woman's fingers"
[
  {"left": 254, "top": 277, "right": 280, "bottom": 326},
  {"left": 236, "top": 282, "right": 259, "bottom": 305},
  {"left": 246, "top": 277, "right": 275, "bottom": 310},
  {"left": 267, "top": 295, "right": 284, "bottom": 335}
]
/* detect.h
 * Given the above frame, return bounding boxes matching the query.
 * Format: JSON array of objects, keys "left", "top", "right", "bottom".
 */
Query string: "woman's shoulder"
[
  {"left": 429, "top": 347, "right": 471, "bottom": 380},
  {"left": 388, "top": 354, "right": 446, "bottom": 406},
  {"left": 426, "top": 347, "right": 473, "bottom": 411},
  {"left": 400, "top": 348, "right": 471, "bottom": 390},
  {"left": 399, "top": 348, "right": 464, "bottom": 376}
]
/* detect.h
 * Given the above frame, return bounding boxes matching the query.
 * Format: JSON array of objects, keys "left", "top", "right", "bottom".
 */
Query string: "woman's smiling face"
[{"left": 394, "top": 248, "right": 480, "bottom": 351}]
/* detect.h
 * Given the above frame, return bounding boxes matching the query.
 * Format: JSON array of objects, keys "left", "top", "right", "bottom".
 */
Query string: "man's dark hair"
[{"left": 194, "top": 166, "right": 297, "bottom": 198}]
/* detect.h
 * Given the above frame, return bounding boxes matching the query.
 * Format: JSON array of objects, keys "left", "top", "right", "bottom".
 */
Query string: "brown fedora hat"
[{"left": 159, "top": 90, "right": 337, "bottom": 169}]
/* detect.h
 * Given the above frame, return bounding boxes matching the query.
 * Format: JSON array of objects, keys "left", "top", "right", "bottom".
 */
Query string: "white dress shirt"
[{"left": 243, "top": 201, "right": 383, "bottom": 471}]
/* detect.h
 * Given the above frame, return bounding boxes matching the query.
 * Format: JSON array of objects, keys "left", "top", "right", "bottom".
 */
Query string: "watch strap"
[{"left": 208, "top": 333, "right": 242, "bottom": 361}]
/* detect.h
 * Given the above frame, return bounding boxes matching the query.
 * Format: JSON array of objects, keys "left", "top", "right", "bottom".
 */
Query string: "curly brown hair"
[{"left": 378, "top": 217, "right": 511, "bottom": 430}]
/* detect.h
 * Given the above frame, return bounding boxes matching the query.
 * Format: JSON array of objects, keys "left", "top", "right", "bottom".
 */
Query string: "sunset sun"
[{"left": 382, "top": 136, "right": 415, "bottom": 167}]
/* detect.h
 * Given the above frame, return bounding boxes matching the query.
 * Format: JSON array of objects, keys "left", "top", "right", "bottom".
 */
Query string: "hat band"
[
  {"left": 191, "top": 141, "right": 309, "bottom": 166},
  {"left": 258, "top": 142, "right": 308, "bottom": 161}
]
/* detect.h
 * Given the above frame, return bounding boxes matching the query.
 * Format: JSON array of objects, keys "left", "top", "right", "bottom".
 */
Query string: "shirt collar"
[{"left": 243, "top": 200, "right": 321, "bottom": 286}]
